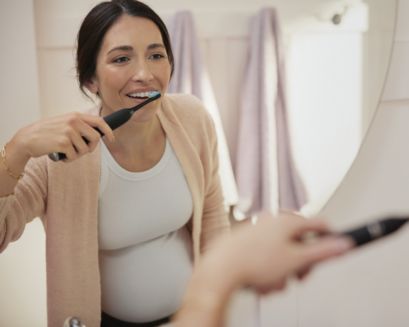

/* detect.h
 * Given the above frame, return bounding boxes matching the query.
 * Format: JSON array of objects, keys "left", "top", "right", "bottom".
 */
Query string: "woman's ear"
[{"left": 85, "top": 78, "right": 99, "bottom": 95}]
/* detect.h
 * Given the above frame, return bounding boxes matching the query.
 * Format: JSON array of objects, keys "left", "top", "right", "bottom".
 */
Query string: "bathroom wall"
[
  {"left": 300, "top": 1, "right": 409, "bottom": 324},
  {"left": 0, "top": 1, "right": 46, "bottom": 326},
  {"left": 256, "top": 1, "right": 409, "bottom": 326}
]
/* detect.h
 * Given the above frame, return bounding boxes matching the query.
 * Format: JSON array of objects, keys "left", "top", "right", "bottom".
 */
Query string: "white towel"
[
  {"left": 235, "top": 7, "right": 307, "bottom": 216},
  {"left": 167, "top": 10, "right": 239, "bottom": 207}
]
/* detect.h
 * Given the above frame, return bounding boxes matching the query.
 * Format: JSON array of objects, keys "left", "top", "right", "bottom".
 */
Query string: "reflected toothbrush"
[{"left": 48, "top": 91, "right": 161, "bottom": 161}]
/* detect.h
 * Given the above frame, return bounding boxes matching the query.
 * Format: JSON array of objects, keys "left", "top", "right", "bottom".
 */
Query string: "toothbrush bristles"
[{"left": 149, "top": 91, "right": 161, "bottom": 98}]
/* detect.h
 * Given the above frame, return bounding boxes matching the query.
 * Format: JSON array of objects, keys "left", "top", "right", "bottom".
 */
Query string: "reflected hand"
[{"left": 11, "top": 112, "right": 115, "bottom": 163}]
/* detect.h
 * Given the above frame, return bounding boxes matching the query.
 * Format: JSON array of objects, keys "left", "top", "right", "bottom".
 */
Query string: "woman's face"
[{"left": 89, "top": 14, "right": 171, "bottom": 120}]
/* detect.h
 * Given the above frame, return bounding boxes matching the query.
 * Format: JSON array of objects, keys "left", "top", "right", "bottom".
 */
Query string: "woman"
[{"left": 0, "top": 0, "right": 229, "bottom": 326}]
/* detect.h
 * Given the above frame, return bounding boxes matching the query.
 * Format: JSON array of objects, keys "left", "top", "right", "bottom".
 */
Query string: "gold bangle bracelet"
[{"left": 0, "top": 144, "right": 24, "bottom": 180}]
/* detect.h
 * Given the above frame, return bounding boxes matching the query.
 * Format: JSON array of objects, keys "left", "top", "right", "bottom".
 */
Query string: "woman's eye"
[
  {"left": 149, "top": 53, "right": 166, "bottom": 60},
  {"left": 113, "top": 56, "right": 129, "bottom": 64}
]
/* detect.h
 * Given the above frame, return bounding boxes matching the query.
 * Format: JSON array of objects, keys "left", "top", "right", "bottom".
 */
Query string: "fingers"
[
  {"left": 81, "top": 114, "right": 115, "bottom": 143},
  {"left": 255, "top": 278, "right": 287, "bottom": 294},
  {"left": 277, "top": 216, "right": 353, "bottom": 279},
  {"left": 296, "top": 266, "right": 311, "bottom": 280},
  {"left": 297, "top": 236, "right": 354, "bottom": 269},
  {"left": 291, "top": 216, "right": 329, "bottom": 234},
  {"left": 68, "top": 128, "right": 91, "bottom": 157},
  {"left": 75, "top": 120, "right": 103, "bottom": 153},
  {"left": 57, "top": 113, "right": 114, "bottom": 161},
  {"left": 14, "top": 111, "right": 115, "bottom": 162}
]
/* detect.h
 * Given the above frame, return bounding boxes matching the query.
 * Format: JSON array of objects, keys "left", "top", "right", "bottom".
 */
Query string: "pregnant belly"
[{"left": 99, "top": 227, "right": 193, "bottom": 322}]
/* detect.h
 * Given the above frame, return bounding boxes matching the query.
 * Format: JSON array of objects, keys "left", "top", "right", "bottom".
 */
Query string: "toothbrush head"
[{"left": 148, "top": 91, "right": 161, "bottom": 99}]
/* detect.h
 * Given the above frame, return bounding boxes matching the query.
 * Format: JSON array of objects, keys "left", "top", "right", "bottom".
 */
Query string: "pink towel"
[
  {"left": 167, "top": 11, "right": 238, "bottom": 207},
  {"left": 235, "top": 8, "right": 307, "bottom": 216}
]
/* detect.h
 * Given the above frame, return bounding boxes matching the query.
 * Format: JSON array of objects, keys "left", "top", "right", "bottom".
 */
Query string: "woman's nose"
[{"left": 131, "top": 60, "right": 154, "bottom": 82}]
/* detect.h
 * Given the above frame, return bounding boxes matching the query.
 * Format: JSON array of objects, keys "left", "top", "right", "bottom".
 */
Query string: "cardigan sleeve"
[
  {"left": 155, "top": 93, "right": 231, "bottom": 255},
  {"left": 199, "top": 109, "right": 231, "bottom": 253},
  {"left": 0, "top": 156, "right": 47, "bottom": 252}
]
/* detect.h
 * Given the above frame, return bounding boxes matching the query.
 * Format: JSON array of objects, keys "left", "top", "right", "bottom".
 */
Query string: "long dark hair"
[{"left": 76, "top": 0, "right": 174, "bottom": 95}]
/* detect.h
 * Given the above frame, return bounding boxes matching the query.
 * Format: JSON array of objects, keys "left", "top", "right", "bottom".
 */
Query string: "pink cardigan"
[{"left": 0, "top": 94, "right": 230, "bottom": 327}]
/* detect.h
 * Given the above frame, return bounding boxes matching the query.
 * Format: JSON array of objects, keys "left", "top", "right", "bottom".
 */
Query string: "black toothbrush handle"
[
  {"left": 47, "top": 109, "right": 132, "bottom": 161},
  {"left": 47, "top": 92, "right": 161, "bottom": 161},
  {"left": 340, "top": 217, "right": 409, "bottom": 246},
  {"left": 103, "top": 108, "right": 133, "bottom": 130}
]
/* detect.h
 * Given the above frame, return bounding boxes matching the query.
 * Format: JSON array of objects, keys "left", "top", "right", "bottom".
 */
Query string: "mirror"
[
  {"left": 0, "top": 0, "right": 398, "bottom": 326},
  {"left": 285, "top": 0, "right": 397, "bottom": 215},
  {"left": 34, "top": 0, "right": 397, "bottom": 216}
]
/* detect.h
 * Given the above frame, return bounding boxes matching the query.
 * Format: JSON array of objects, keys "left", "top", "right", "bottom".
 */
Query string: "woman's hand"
[
  {"left": 10, "top": 112, "right": 115, "bottom": 163},
  {"left": 226, "top": 213, "right": 353, "bottom": 294},
  {"left": 174, "top": 213, "right": 353, "bottom": 327}
]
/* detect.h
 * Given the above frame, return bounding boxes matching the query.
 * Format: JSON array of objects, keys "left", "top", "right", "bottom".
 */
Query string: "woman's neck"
[
  {"left": 113, "top": 117, "right": 159, "bottom": 150},
  {"left": 103, "top": 114, "right": 166, "bottom": 170}
]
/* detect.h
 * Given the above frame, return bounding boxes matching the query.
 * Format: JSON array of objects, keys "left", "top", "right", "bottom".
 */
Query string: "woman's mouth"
[{"left": 127, "top": 91, "right": 158, "bottom": 99}]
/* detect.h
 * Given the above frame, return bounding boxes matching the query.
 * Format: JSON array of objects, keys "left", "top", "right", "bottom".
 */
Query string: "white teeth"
[{"left": 128, "top": 91, "right": 154, "bottom": 98}]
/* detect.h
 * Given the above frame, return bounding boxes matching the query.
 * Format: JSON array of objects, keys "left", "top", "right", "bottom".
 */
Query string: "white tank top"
[{"left": 98, "top": 139, "right": 193, "bottom": 322}]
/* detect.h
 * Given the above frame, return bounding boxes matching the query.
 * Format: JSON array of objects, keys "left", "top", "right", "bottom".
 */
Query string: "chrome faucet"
[{"left": 63, "top": 317, "right": 86, "bottom": 327}]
